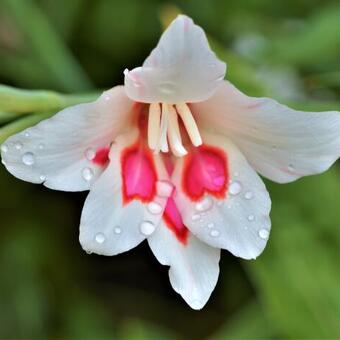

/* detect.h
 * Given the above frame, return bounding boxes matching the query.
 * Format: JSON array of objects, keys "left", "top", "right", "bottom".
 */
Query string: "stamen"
[
  {"left": 168, "top": 106, "right": 188, "bottom": 157},
  {"left": 158, "top": 103, "right": 169, "bottom": 153},
  {"left": 175, "top": 103, "right": 202, "bottom": 147},
  {"left": 148, "top": 103, "right": 161, "bottom": 150}
]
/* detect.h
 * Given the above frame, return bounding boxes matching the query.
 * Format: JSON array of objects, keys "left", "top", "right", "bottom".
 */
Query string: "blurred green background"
[{"left": 1, "top": 0, "right": 340, "bottom": 339}]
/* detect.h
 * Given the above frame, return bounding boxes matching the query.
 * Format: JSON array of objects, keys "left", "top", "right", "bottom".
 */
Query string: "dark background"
[{"left": 1, "top": 0, "right": 340, "bottom": 338}]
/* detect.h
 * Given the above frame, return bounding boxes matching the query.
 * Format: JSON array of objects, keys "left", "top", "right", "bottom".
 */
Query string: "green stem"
[{"left": 0, "top": 85, "right": 99, "bottom": 114}]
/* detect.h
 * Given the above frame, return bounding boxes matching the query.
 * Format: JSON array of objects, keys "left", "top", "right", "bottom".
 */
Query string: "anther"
[
  {"left": 168, "top": 106, "right": 188, "bottom": 157},
  {"left": 148, "top": 103, "right": 161, "bottom": 150},
  {"left": 175, "top": 103, "right": 202, "bottom": 147}
]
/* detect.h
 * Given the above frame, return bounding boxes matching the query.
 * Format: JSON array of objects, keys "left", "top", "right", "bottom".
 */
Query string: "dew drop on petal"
[
  {"left": 195, "top": 196, "right": 213, "bottom": 212},
  {"left": 95, "top": 232, "right": 106, "bottom": 244},
  {"left": 82, "top": 167, "right": 94, "bottom": 181},
  {"left": 192, "top": 214, "right": 200, "bottom": 221},
  {"left": 140, "top": 221, "right": 155, "bottom": 236},
  {"left": 288, "top": 164, "right": 294, "bottom": 171},
  {"left": 159, "top": 82, "right": 176, "bottom": 95},
  {"left": 156, "top": 180, "right": 173, "bottom": 198},
  {"left": 229, "top": 181, "right": 242, "bottom": 195},
  {"left": 114, "top": 227, "right": 122, "bottom": 234},
  {"left": 22, "top": 152, "right": 35, "bottom": 166},
  {"left": 14, "top": 142, "right": 23, "bottom": 150},
  {"left": 38, "top": 143, "right": 45, "bottom": 150},
  {"left": 85, "top": 148, "right": 96, "bottom": 161},
  {"left": 210, "top": 229, "right": 220, "bottom": 237},
  {"left": 1, "top": 144, "right": 8, "bottom": 153},
  {"left": 207, "top": 222, "right": 214, "bottom": 229},
  {"left": 147, "top": 202, "right": 163, "bottom": 215},
  {"left": 244, "top": 191, "right": 253, "bottom": 200},
  {"left": 248, "top": 214, "right": 255, "bottom": 221},
  {"left": 258, "top": 228, "right": 269, "bottom": 239},
  {"left": 24, "top": 131, "right": 30, "bottom": 137},
  {"left": 39, "top": 174, "right": 46, "bottom": 181}
]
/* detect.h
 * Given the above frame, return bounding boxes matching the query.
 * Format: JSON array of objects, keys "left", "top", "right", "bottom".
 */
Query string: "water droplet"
[
  {"left": 24, "top": 131, "right": 30, "bottom": 137},
  {"left": 244, "top": 191, "right": 253, "bottom": 200},
  {"left": 192, "top": 214, "right": 200, "bottom": 221},
  {"left": 213, "top": 175, "right": 225, "bottom": 186},
  {"left": 207, "top": 222, "right": 214, "bottom": 229},
  {"left": 248, "top": 214, "right": 255, "bottom": 221},
  {"left": 229, "top": 181, "right": 242, "bottom": 195},
  {"left": 288, "top": 164, "right": 294, "bottom": 171},
  {"left": 14, "top": 142, "right": 23, "bottom": 150},
  {"left": 147, "top": 202, "right": 163, "bottom": 215},
  {"left": 258, "top": 228, "right": 269, "bottom": 239},
  {"left": 140, "top": 221, "right": 155, "bottom": 235},
  {"left": 114, "top": 227, "right": 122, "bottom": 234},
  {"left": 38, "top": 143, "right": 45, "bottom": 150},
  {"left": 104, "top": 95, "right": 110, "bottom": 101},
  {"left": 195, "top": 196, "right": 213, "bottom": 212},
  {"left": 156, "top": 180, "right": 173, "bottom": 197},
  {"left": 22, "top": 152, "right": 35, "bottom": 166},
  {"left": 1, "top": 144, "right": 8, "bottom": 153},
  {"left": 210, "top": 229, "right": 220, "bottom": 237},
  {"left": 85, "top": 148, "right": 96, "bottom": 161},
  {"left": 82, "top": 167, "right": 94, "bottom": 181},
  {"left": 95, "top": 232, "right": 106, "bottom": 243},
  {"left": 86, "top": 250, "right": 92, "bottom": 255},
  {"left": 39, "top": 174, "right": 46, "bottom": 181}
]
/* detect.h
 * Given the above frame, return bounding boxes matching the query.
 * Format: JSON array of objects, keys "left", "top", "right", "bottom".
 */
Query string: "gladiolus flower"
[{"left": 1, "top": 15, "right": 340, "bottom": 310}]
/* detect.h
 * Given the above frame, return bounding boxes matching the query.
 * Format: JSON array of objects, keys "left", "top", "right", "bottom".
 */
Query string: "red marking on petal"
[
  {"left": 182, "top": 144, "right": 229, "bottom": 201},
  {"left": 163, "top": 196, "right": 189, "bottom": 245},
  {"left": 121, "top": 141, "right": 157, "bottom": 204},
  {"left": 93, "top": 147, "right": 110, "bottom": 166}
]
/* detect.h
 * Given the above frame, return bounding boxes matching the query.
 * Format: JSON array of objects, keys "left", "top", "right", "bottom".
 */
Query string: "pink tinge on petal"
[
  {"left": 182, "top": 145, "right": 229, "bottom": 201},
  {"left": 163, "top": 195, "right": 189, "bottom": 245},
  {"left": 121, "top": 141, "right": 157, "bottom": 204},
  {"left": 92, "top": 147, "right": 110, "bottom": 166}
]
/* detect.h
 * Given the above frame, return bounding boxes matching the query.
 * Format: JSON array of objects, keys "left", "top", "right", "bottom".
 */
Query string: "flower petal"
[
  {"left": 79, "top": 130, "right": 169, "bottom": 256},
  {"left": 171, "top": 132, "right": 271, "bottom": 260},
  {"left": 124, "top": 15, "right": 226, "bottom": 104},
  {"left": 148, "top": 221, "right": 220, "bottom": 310},
  {"left": 1, "top": 86, "right": 134, "bottom": 191},
  {"left": 192, "top": 81, "right": 340, "bottom": 183}
]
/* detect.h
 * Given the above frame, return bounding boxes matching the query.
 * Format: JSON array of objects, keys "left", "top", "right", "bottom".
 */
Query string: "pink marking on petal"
[
  {"left": 163, "top": 196, "right": 189, "bottom": 245},
  {"left": 93, "top": 147, "right": 110, "bottom": 166},
  {"left": 182, "top": 145, "right": 229, "bottom": 201},
  {"left": 121, "top": 142, "right": 157, "bottom": 204}
]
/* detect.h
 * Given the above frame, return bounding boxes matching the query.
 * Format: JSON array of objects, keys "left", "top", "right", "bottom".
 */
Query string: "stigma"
[{"left": 147, "top": 102, "right": 202, "bottom": 157}]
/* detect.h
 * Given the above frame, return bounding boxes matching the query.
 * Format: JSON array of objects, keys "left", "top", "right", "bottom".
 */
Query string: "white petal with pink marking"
[
  {"left": 193, "top": 81, "right": 340, "bottom": 183},
  {"left": 124, "top": 15, "right": 226, "bottom": 104},
  {"left": 1, "top": 86, "right": 133, "bottom": 191},
  {"left": 171, "top": 132, "right": 271, "bottom": 260},
  {"left": 79, "top": 130, "right": 169, "bottom": 256},
  {"left": 148, "top": 223, "right": 220, "bottom": 310}
]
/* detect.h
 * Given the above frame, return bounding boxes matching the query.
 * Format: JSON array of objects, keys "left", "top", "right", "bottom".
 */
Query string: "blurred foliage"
[{"left": 0, "top": 0, "right": 340, "bottom": 339}]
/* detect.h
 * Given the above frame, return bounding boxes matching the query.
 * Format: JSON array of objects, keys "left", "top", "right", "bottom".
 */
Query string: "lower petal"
[
  {"left": 148, "top": 222, "right": 220, "bottom": 310},
  {"left": 79, "top": 129, "right": 169, "bottom": 255},
  {"left": 171, "top": 132, "right": 272, "bottom": 260}
]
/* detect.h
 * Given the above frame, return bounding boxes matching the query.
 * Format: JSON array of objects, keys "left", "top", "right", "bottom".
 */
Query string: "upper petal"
[
  {"left": 193, "top": 81, "right": 340, "bottom": 183},
  {"left": 1, "top": 86, "right": 134, "bottom": 191},
  {"left": 124, "top": 15, "right": 226, "bottom": 104},
  {"left": 171, "top": 132, "right": 271, "bottom": 260},
  {"left": 79, "top": 129, "right": 170, "bottom": 256}
]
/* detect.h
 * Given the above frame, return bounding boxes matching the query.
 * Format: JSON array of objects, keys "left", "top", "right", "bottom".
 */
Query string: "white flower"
[{"left": 1, "top": 15, "right": 340, "bottom": 310}]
